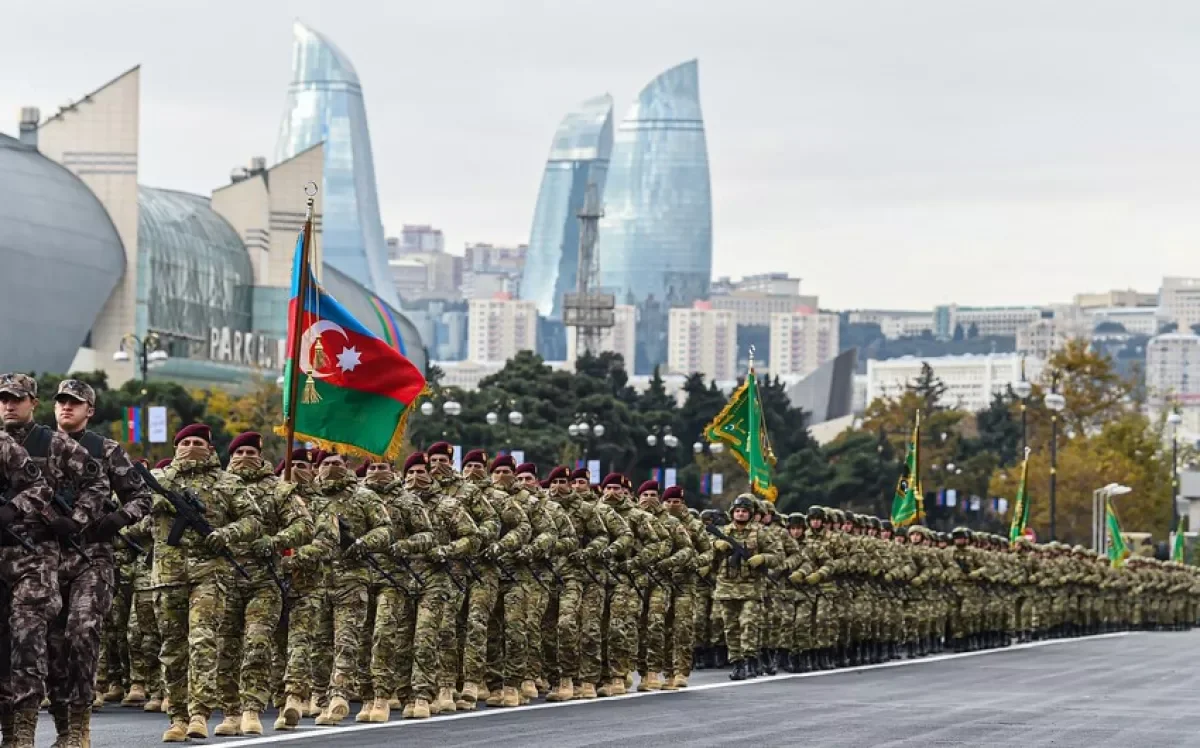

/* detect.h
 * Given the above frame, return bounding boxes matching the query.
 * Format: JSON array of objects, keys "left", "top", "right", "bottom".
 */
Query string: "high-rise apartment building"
[
  {"left": 468, "top": 294, "right": 538, "bottom": 363},
  {"left": 274, "top": 21, "right": 398, "bottom": 307},
  {"left": 388, "top": 224, "right": 445, "bottom": 259},
  {"left": 667, "top": 302, "right": 736, "bottom": 381},
  {"left": 710, "top": 274, "right": 817, "bottom": 327},
  {"left": 598, "top": 60, "right": 712, "bottom": 373},
  {"left": 769, "top": 309, "right": 840, "bottom": 377},
  {"left": 463, "top": 242, "right": 527, "bottom": 299},
  {"left": 1146, "top": 333, "right": 1200, "bottom": 433}
]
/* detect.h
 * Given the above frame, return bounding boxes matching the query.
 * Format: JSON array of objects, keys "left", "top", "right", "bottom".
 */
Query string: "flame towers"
[
  {"left": 275, "top": 20, "right": 399, "bottom": 308},
  {"left": 597, "top": 60, "right": 713, "bottom": 373}
]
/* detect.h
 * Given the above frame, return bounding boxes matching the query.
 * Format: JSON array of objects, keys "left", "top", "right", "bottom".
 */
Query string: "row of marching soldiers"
[{"left": 77, "top": 419, "right": 1200, "bottom": 743}]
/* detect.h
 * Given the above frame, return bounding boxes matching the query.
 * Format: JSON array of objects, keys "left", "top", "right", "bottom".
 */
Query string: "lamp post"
[
  {"left": 569, "top": 418, "right": 606, "bottom": 463},
  {"left": 420, "top": 397, "right": 462, "bottom": 438},
  {"left": 113, "top": 333, "right": 168, "bottom": 456},
  {"left": 485, "top": 406, "right": 523, "bottom": 452},
  {"left": 646, "top": 427, "right": 679, "bottom": 469},
  {"left": 1093, "top": 483, "right": 1132, "bottom": 553},
  {"left": 1044, "top": 372, "right": 1066, "bottom": 541},
  {"left": 1168, "top": 411, "right": 1183, "bottom": 534},
  {"left": 1013, "top": 366, "right": 1033, "bottom": 456}
]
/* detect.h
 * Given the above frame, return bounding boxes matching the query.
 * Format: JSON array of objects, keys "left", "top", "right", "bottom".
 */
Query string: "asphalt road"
[{"left": 67, "top": 631, "right": 1200, "bottom": 747}]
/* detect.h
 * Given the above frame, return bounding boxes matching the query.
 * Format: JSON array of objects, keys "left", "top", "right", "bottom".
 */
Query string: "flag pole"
[{"left": 283, "top": 183, "right": 317, "bottom": 481}]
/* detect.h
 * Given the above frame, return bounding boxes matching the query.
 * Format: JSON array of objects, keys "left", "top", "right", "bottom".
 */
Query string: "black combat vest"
[{"left": 17, "top": 425, "right": 104, "bottom": 508}]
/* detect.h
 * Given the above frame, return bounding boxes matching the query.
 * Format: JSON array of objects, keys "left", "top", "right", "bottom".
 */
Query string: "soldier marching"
[{"left": 0, "top": 380, "right": 1194, "bottom": 746}]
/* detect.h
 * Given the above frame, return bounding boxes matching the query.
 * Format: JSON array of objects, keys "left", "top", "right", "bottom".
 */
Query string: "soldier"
[
  {"left": 506, "top": 462, "right": 560, "bottom": 704},
  {"left": 694, "top": 509, "right": 723, "bottom": 669},
  {"left": 661, "top": 486, "right": 710, "bottom": 689},
  {"left": 300, "top": 451, "right": 391, "bottom": 727},
  {"left": 128, "top": 459, "right": 170, "bottom": 714},
  {"left": 789, "top": 506, "right": 839, "bottom": 670},
  {"left": 520, "top": 465, "right": 575, "bottom": 699},
  {"left": 0, "top": 373, "right": 110, "bottom": 748},
  {"left": 147, "top": 423, "right": 261, "bottom": 742},
  {"left": 635, "top": 480, "right": 692, "bottom": 691},
  {"left": 711, "top": 494, "right": 779, "bottom": 681},
  {"left": 52, "top": 379, "right": 154, "bottom": 744},
  {"left": 779, "top": 512, "right": 813, "bottom": 672},
  {"left": 272, "top": 451, "right": 326, "bottom": 729},
  {"left": 217, "top": 432, "right": 312, "bottom": 735}
]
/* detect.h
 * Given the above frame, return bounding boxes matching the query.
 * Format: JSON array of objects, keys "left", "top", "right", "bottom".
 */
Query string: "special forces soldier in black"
[
  {"left": 0, "top": 373, "right": 109, "bottom": 748},
  {"left": 53, "top": 379, "right": 154, "bottom": 746}
]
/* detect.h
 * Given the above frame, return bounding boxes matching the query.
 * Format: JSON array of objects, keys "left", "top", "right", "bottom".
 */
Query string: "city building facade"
[
  {"left": 566, "top": 303, "right": 636, "bottom": 369},
  {"left": 468, "top": 295, "right": 538, "bottom": 363},
  {"left": 1159, "top": 277, "right": 1200, "bottom": 333},
  {"left": 710, "top": 274, "right": 818, "bottom": 327},
  {"left": 463, "top": 242, "right": 527, "bottom": 299},
  {"left": 521, "top": 94, "right": 613, "bottom": 320},
  {"left": 1146, "top": 333, "right": 1200, "bottom": 435},
  {"left": 865, "top": 353, "right": 1043, "bottom": 413},
  {"left": 274, "top": 20, "right": 398, "bottom": 307},
  {"left": 1074, "top": 289, "right": 1158, "bottom": 310},
  {"left": 769, "top": 309, "right": 840, "bottom": 378},
  {"left": 667, "top": 302, "right": 736, "bottom": 381},
  {"left": 933, "top": 304, "right": 1044, "bottom": 339},
  {"left": 597, "top": 60, "right": 713, "bottom": 373},
  {"left": 388, "top": 224, "right": 445, "bottom": 258},
  {"left": 846, "top": 309, "right": 935, "bottom": 340}
]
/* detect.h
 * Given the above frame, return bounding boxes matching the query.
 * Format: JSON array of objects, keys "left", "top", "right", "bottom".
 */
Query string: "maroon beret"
[
  {"left": 539, "top": 479, "right": 550, "bottom": 489},
  {"left": 569, "top": 468, "right": 590, "bottom": 482},
  {"left": 547, "top": 466, "right": 570, "bottom": 482},
  {"left": 404, "top": 452, "right": 428, "bottom": 473},
  {"left": 662, "top": 485, "right": 684, "bottom": 501},
  {"left": 274, "top": 459, "right": 285, "bottom": 476},
  {"left": 173, "top": 423, "right": 211, "bottom": 445},
  {"left": 622, "top": 476, "right": 634, "bottom": 490},
  {"left": 601, "top": 472, "right": 625, "bottom": 488},
  {"left": 355, "top": 460, "right": 370, "bottom": 478},
  {"left": 228, "top": 431, "right": 262, "bottom": 455},
  {"left": 153, "top": 458, "right": 173, "bottom": 470},
  {"left": 463, "top": 449, "right": 488, "bottom": 467},
  {"left": 427, "top": 441, "right": 453, "bottom": 458},
  {"left": 515, "top": 462, "right": 538, "bottom": 478},
  {"left": 490, "top": 455, "right": 516, "bottom": 473},
  {"left": 317, "top": 451, "right": 341, "bottom": 465},
  {"left": 290, "top": 447, "right": 318, "bottom": 464},
  {"left": 638, "top": 480, "right": 660, "bottom": 496}
]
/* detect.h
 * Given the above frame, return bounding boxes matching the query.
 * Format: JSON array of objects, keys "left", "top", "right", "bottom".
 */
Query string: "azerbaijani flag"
[
  {"left": 276, "top": 231, "right": 426, "bottom": 460},
  {"left": 122, "top": 406, "right": 141, "bottom": 444}
]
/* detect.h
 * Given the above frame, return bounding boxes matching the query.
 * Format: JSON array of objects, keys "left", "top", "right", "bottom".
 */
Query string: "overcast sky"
[{"left": 4, "top": 0, "right": 1199, "bottom": 310}]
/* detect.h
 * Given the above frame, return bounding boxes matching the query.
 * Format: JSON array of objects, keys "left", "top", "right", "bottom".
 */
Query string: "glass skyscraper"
[
  {"left": 597, "top": 60, "right": 712, "bottom": 373},
  {"left": 521, "top": 94, "right": 613, "bottom": 321},
  {"left": 274, "top": 20, "right": 399, "bottom": 309}
]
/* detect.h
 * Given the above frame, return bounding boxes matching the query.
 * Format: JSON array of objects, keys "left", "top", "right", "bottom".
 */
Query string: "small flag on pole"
[
  {"left": 1008, "top": 447, "right": 1031, "bottom": 545},
  {"left": 1172, "top": 516, "right": 1187, "bottom": 563},
  {"left": 1106, "top": 498, "right": 1130, "bottom": 568},
  {"left": 123, "top": 407, "right": 141, "bottom": 444}
]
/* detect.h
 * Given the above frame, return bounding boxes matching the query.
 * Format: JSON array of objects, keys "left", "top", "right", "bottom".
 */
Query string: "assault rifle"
[
  {"left": 336, "top": 515, "right": 416, "bottom": 598},
  {"left": 705, "top": 524, "right": 752, "bottom": 573},
  {"left": 135, "top": 463, "right": 250, "bottom": 582},
  {"left": 50, "top": 493, "right": 91, "bottom": 563}
]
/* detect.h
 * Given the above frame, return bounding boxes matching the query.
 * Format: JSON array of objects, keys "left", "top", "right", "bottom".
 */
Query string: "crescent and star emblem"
[{"left": 300, "top": 321, "right": 363, "bottom": 377}]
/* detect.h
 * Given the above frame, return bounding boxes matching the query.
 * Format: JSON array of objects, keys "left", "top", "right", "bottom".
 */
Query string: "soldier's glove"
[
  {"left": 204, "top": 528, "right": 232, "bottom": 553},
  {"left": 391, "top": 540, "right": 412, "bottom": 559},
  {"left": 343, "top": 539, "right": 368, "bottom": 561},
  {"left": 713, "top": 539, "right": 732, "bottom": 553},
  {"left": 747, "top": 554, "right": 767, "bottom": 568},
  {"left": 789, "top": 569, "right": 806, "bottom": 585},
  {"left": 805, "top": 572, "right": 824, "bottom": 585},
  {"left": 600, "top": 544, "right": 619, "bottom": 560},
  {"left": 911, "top": 577, "right": 924, "bottom": 588},
  {"left": 0, "top": 503, "right": 19, "bottom": 527},
  {"left": 250, "top": 536, "right": 279, "bottom": 558},
  {"left": 88, "top": 510, "right": 131, "bottom": 543},
  {"left": 699, "top": 565, "right": 712, "bottom": 578},
  {"left": 429, "top": 546, "right": 451, "bottom": 565},
  {"left": 49, "top": 516, "right": 81, "bottom": 540}
]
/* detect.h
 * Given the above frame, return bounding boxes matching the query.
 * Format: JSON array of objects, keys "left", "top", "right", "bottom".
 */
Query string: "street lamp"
[
  {"left": 1045, "top": 374, "right": 1066, "bottom": 541},
  {"left": 570, "top": 418, "right": 606, "bottom": 462},
  {"left": 1093, "top": 482, "right": 1133, "bottom": 552},
  {"left": 1013, "top": 364, "right": 1033, "bottom": 455},
  {"left": 1168, "top": 411, "right": 1184, "bottom": 533},
  {"left": 114, "top": 333, "right": 168, "bottom": 456}
]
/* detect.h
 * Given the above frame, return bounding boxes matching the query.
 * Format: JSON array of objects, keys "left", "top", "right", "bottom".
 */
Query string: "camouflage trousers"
[
  {"left": 692, "top": 585, "right": 715, "bottom": 649},
  {"left": 216, "top": 581, "right": 282, "bottom": 713},
  {"left": 951, "top": 587, "right": 982, "bottom": 639},
  {"left": 664, "top": 585, "right": 694, "bottom": 677},
  {"left": 374, "top": 581, "right": 444, "bottom": 703},
  {"left": 272, "top": 588, "right": 319, "bottom": 701},
  {"left": 325, "top": 580, "right": 369, "bottom": 700},
  {"left": 99, "top": 568, "right": 131, "bottom": 690},
  {"left": 541, "top": 587, "right": 560, "bottom": 682},
  {"left": 49, "top": 547, "right": 114, "bottom": 707},
  {"left": 637, "top": 581, "right": 669, "bottom": 675},
  {"left": 524, "top": 582, "right": 549, "bottom": 683},
  {"left": 717, "top": 598, "right": 760, "bottom": 663},
  {"left": 554, "top": 578, "right": 584, "bottom": 681},
  {"left": 602, "top": 582, "right": 639, "bottom": 680},
  {"left": 155, "top": 577, "right": 227, "bottom": 722},
  {"left": 0, "top": 542, "right": 61, "bottom": 712},
  {"left": 312, "top": 590, "right": 334, "bottom": 703},
  {"left": 784, "top": 591, "right": 815, "bottom": 653},
  {"left": 127, "top": 589, "right": 160, "bottom": 694},
  {"left": 575, "top": 579, "right": 606, "bottom": 684},
  {"left": 811, "top": 588, "right": 838, "bottom": 649},
  {"left": 357, "top": 583, "right": 381, "bottom": 701},
  {"left": 437, "top": 578, "right": 465, "bottom": 692},
  {"left": 462, "top": 567, "right": 498, "bottom": 688},
  {"left": 487, "top": 577, "right": 530, "bottom": 689}
]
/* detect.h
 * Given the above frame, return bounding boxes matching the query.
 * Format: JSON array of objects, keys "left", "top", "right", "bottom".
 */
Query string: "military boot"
[
  {"left": 436, "top": 687, "right": 457, "bottom": 713},
  {"left": 400, "top": 702, "right": 415, "bottom": 719},
  {"left": 546, "top": 678, "right": 573, "bottom": 702},
  {"left": 644, "top": 672, "right": 664, "bottom": 691},
  {"left": 670, "top": 674, "right": 689, "bottom": 689},
  {"left": 143, "top": 692, "right": 163, "bottom": 713},
  {"left": 80, "top": 709, "right": 92, "bottom": 748},
  {"left": 367, "top": 698, "right": 390, "bottom": 723},
  {"left": 103, "top": 684, "right": 125, "bottom": 703},
  {"left": 62, "top": 706, "right": 87, "bottom": 748},
  {"left": 186, "top": 714, "right": 209, "bottom": 739},
  {"left": 280, "top": 695, "right": 303, "bottom": 729},
  {"left": 609, "top": 677, "right": 627, "bottom": 696},
  {"left": 576, "top": 681, "right": 597, "bottom": 699},
  {"left": 303, "top": 694, "right": 322, "bottom": 717},
  {"left": 660, "top": 674, "right": 679, "bottom": 691},
  {"left": 499, "top": 687, "right": 520, "bottom": 707},
  {"left": 314, "top": 697, "right": 350, "bottom": 726},
  {"left": 9, "top": 709, "right": 35, "bottom": 748},
  {"left": 485, "top": 687, "right": 504, "bottom": 707},
  {"left": 90, "top": 691, "right": 103, "bottom": 711},
  {"left": 714, "top": 646, "right": 728, "bottom": 668},
  {"left": 456, "top": 682, "right": 479, "bottom": 711},
  {"left": 49, "top": 703, "right": 69, "bottom": 748},
  {"left": 411, "top": 699, "right": 431, "bottom": 719},
  {"left": 213, "top": 713, "right": 240, "bottom": 736},
  {"left": 354, "top": 700, "right": 375, "bottom": 723},
  {"left": 121, "top": 683, "right": 147, "bottom": 707},
  {"left": 240, "top": 711, "right": 263, "bottom": 736},
  {"left": 729, "top": 660, "right": 747, "bottom": 681},
  {"left": 161, "top": 719, "right": 188, "bottom": 743}
]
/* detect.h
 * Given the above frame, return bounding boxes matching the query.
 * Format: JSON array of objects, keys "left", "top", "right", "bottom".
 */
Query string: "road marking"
[{"left": 220, "top": 632, "right": 1132, "bottom": 746}]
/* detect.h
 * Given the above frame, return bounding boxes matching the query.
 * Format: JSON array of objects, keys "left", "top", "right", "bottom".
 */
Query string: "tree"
[
  {"left": 1095, "top": 322, "right": 1127, "bottom": 334},
  {"left": 907, "top": 362, "right": 948, "bottom": 413},
  {"left": 953, "top": 323, "right": 965, "bottom": 341},
  {"left": 967, "top": 322, "right": 979, "bottom": 339},
  {"left": 971, "top": 391, "right": 1022, "bottom": 468}
]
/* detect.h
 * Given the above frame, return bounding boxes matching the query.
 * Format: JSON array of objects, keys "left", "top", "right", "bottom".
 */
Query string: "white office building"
[
  {"left": 866, "top": 353, "right": 1044, "bottom": 413},
  {"left": 1159, "top": 278, "right": 1200, "bottom": 332},
  {"left": 769, "top": 310, "right": 840, "bottom": 378},
  {"left": 668, "top": 303, "right": 737, "bottom": 381},
  {"left": 467, "top": 295, "right": 538, "bottom": 363}
]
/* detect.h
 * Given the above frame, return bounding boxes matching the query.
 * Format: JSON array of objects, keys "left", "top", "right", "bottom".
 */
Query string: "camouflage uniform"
[
  {"left": 2, "top": 413, "right": 111, "bottom": 747},
  {"left": 218, "top": 457, "right": 312, "bottom": 718},
  {"left": 151, "top": 450, "right": 261, "bottom": 728},
  {"left": 0, "top": 425, "right": 58, "bottom": 745},
  {"left": 505, "top": 487, "right": 558, "bottom": 698},
  {"left": 664, "top": 502, "right": 711, "bottom": 683},
  {"left": 712, "top": 498, "right": 780, "bottom": 677},
  {"left": 638, "top": 500, "right": 693, "bottom": 686},
  {"left": 482, "top": 481, "right": 533, "bottom": 701},
  {"left": 124, "top": 518, "right": 160, "bottom": 704},
  {"left": 602, "top": 493, "right": 667, "bottom": 690}
]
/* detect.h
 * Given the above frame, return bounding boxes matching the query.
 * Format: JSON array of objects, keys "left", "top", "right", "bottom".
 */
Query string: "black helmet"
[
  {"left": 807, "top": 505, "right": 827, "bottom": 521},
  {"left": 881, "top": 519, "right": 894, "bottom": 533},
  {"left": 731, "top": 494, "right": 756, "bottom": 513},
  {"left": 786, "top": 512, "right": 807, "bottom": 527},
  {"left": 951, "top": 526, "right": 972, "bottom": 540},
  {"left": 700, "top": 509, "right": 721, "bottom": 523},
  {"left": 869, "top": 516, "right": 882, "bottom": 530},
  {"left": 893, "top": 525, "right": 908, "bottom": 538}
]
